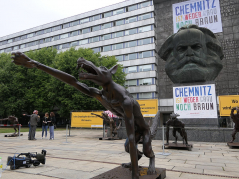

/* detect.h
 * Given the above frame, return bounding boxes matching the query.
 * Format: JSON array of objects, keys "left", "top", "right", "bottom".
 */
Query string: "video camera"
[{"left": 7, "top": 150, "right": 46, "bottom": 170}]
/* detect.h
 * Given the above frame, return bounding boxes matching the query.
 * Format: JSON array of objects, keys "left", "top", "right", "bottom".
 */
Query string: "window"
[
  {"left": 138, "top": 25, "right": 151, "bottom": 33},
  {"left": 71, "top": 20, "right": 79, "bottom": 26},
  {"left": 80, "top": 39, "right": 88, "bottom": 45},
  {"left": 125, "top": 28, "right": 137, "bottom": 35},
  {"left": 92, "top": 25, "right": 100, "bottom": 32},
  {"left": 129, "top": 53, "right": 137, "bottom": 60},
  {"left": 90, "top": 15, "right": 100, "bottom": 21},
  {"left": 7, "top": 39, "right": 13, "bottom": 43},
  {"left": 104, "top": 11, "right": 112, "bottom": 18},
  {"left": 52, "top": 35, "right": 60, "bottom": 41},
  {"left": 14, "top": 37, "right": 21, "bottom": 42},
  {"left": 138, "top": 38, "right": 151, "bottom": 45},
  {"left": 52, "top": 25, "right": 62, "bottom": 31},
  {"left": 26, "top": 41, "right": 36, "bottom": 47},
  {"left": 138, "top": 13, "right": 151, "bottom": 21},
  {"left": 102, "top": 34, "right": 111, "bottom": 40},
  {"left": 125, "top": 16, "right": 137, "bottom": 24},
  {"left": 128, "top": 4, "right": 137, "bottom": 11},
  {"left": 82, "top": 28, "right": 90, "bottom": 34},
  {"left": 63, "top": 23, "right": 70, "bottom": 29},
  {"left": 70, "top": 41, "right": 78, "bottom": 47},
  {"left": 5, "top": 47, "right": 12, "bottom": 52},
  {"left": 20, "top": 44, "right": 25, "bottom": 49},
  {"left": 102, "top": 22, "right": 111, "bottom": 29},
  {"left": 125, "top": 80, "right": 137, "bottom": 87},
  {"left": 115, "top": 55, "right": 123, "bottom": 62},
  {"left": 131, "top": 93, "right": 137, "bottom": 99},
  {"left": 70, "top": 31, "right": 78, "bottom": 37},
  {"left": 112, "top": 43, "right": 123, "bottom": 50},
  {"left": 0, "top": 49, "right": 4, "bottom": 53},
  {"left": 92, "top": 47, "right": 100, "bottom": 53},
  {"left": 139, "top": 92, "right": 152, "bottom": 99},
  {"left": 39, "top": 39, "right": 44, "bottom": 44},
  {"left": 139, "top": 65, "right": 152, "bottom": 72},
  {"left": 103, "top": 45, "right": 111, "bottom": 52},
  {"left": 115, "top": 19, "right": 124, "bottom": 26},
  {"left": 81, "top": 18, "right": 89, "bottom": 24},
  {"left": 27, "top": 33, "right": 34, "bottom": 38},
  {"left": 112, "top": 31, "right": 123, "bottom": 38},
  {"left": 125, "top": 41, "right": 137, "bottom": 48},
  {"left": 89, "top": 36, "right": 99, "bottom": 43},
  {"left": 60, "top": 33, "right": 68, "bottom": 39},
  {"left": 45, "top": 37, "right": 52, "bottom": 43},
  {"left": 138, "top": 51, "right": 151, "bottom": 58},
  {"left": 36, "top": 30, "right": 44, "bottom": 36},
  {"left": 44, "top": 28, "right": 51, "bottom": 33},
  {"left": 139, "top": 1, "right": 151, "bottom": 8},
  {"left": 13, "top": 46, "right": 19, "bottom": 50},
  {"left": 113, "top": 8, "right": 124, "bottom": 15},
  {"left": 2, "top": 41, "right": 7, "bottom": 45},
  {"left": 62, "top": 43, "right": 70, "bottom": 49},
  {"left": 127, "top": 66, "right": 137, "bottom": 73}
]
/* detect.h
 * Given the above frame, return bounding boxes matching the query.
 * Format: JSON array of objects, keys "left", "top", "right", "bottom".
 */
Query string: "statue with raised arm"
[
  {"left": 0, "top": 116, "right": 19, "bottom": 134},
  {"left": 229, "top": 107, "right": 239, "bottom": 143},
  {"left": 91, "top": 112, "right": 121, "bottom": 138},
  {"left": 165, "top": 113, "right": 188, "bottom": 145},
  {"left": 12, "top": 52, "right": 160, "bottom": 179}
]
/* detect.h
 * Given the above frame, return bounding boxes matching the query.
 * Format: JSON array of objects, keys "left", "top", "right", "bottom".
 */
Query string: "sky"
[{"left": 0, "top": 0, "right": 125, "bottom": 37}]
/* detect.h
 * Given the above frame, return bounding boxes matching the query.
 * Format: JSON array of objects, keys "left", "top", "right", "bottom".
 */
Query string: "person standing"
[
  {"left": 48, "top": 112, "right": 56, "bottom": 140},
  {"left": 42, "top": 113, "right": 49, "bottom": 139},
  {"left": 24, "top": 110, "right": 40, "bottom": 140}
]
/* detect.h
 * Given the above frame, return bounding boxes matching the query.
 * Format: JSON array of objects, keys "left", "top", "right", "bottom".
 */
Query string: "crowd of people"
[{"left": 23, "top": 110, "right": 56, "bottom": 140}]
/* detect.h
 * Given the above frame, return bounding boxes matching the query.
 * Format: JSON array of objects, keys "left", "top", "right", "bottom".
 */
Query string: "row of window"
[
  {"left": 131, "top": 92, "right": 157, "bottom": 99},
  {"left": 125, "top": 78, "right": 156, "bottom": 87},
  {"left": 0, "top": 25, "right": 153, "bottom": 53},
  {"left": 0, "top": 1, "right": 152, "bottom": 46},
  {"left": 114, "top": 50, "right": 155, "bottom": 62},
  {"left": 124, "top": 64, "right": 155, "bottom": 73}
]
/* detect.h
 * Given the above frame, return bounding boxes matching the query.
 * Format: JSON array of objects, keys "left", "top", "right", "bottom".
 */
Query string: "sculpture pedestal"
[
  {"left": 164, "top": 143, "right": 193, "bottom": 151},
  {"left": 227, "top": 142, "right": 239, "bottom": 148},
  {"left": 91, "top": 166, "right": 166, "bottom": 179},
  {"left": 99, "top": 137, "right": 122, "bottom": 140}
]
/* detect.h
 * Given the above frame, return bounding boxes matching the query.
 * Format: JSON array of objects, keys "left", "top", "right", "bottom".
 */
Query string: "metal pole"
[
  {"left": 18, "top": 125, "right": 21, "bottom": 138},
  {"left": 103, "top": 124, "right": 105, "bottom": 138},
  {"left": 162, "top": 125, "right": 165, "bottom": 153},
  {"left": 66, "top": 124, "right": 68, "bottom": 143},
  {"left": 156, "top": 126, "right": 171, "bottom": 156}
]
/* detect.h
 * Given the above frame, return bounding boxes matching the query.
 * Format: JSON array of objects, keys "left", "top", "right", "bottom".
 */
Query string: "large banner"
[
  {"left": 137, "top": 99, "right": 158, "bottom": 117},
  {"left": 172, "top": 0, "right": 222, "bottom": 33},
  {"left": 219, "top": 95, "right": 239, "bottom": 116},
  {"left": 71, "top": 111, "right": 103, "bottom": 128},
  {"left": 173, "top": 84, "right": 217, "bottom": 118}
]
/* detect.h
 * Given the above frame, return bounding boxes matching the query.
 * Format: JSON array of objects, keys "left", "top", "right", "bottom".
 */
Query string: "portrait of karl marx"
[{"left": 158, "top": 24, "right": 224, "bottom": 83}]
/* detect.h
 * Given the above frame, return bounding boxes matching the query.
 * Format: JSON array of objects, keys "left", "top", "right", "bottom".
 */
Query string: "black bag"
[{"left": 54, "top": 124, "right": 57, "bottom": 129}]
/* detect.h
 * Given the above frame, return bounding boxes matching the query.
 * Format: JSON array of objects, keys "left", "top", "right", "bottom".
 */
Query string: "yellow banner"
[
  {"left": 137, "top": 99, "right": 158, "bottom": 117},
  {"left": 219, "top": 95, "right": 239, "bottom": 116},
  {"left": 71, "top": 111, "right": 104, "bottom": 128}
]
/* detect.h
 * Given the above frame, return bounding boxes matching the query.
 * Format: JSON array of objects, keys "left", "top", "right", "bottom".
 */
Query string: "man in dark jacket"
[{"left": 24, "top": 110, "right": 40, "bottom": 140}]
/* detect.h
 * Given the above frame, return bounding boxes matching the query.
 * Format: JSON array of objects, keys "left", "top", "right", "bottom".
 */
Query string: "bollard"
[{"left": 156, "top": 126, "right": 170, "bottom": 156}]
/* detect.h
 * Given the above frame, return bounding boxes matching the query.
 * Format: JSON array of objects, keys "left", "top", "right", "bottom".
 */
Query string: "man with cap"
[{"left": 23, "top": 110, "right": 40, "bottom": 140}]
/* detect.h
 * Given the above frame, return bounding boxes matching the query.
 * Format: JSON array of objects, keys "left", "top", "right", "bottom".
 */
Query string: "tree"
[{"left": 0, "top": 47, "right": 126, "bottom": 118}]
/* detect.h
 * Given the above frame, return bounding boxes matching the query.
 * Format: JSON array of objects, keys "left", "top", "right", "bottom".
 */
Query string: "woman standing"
[
  {"left": 42, "top": 113, "right": 49, "bottom": 139},
  {"left": 49, "top": 112, "right": 56, "bottom": 140}
]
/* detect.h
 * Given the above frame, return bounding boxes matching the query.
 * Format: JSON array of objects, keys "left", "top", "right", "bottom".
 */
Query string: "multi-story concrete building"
[{"left": 0, "top": 0, "right": 158, "bottom": 100}]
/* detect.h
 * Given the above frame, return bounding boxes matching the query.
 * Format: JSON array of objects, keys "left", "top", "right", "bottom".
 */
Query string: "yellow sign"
[
  {"left": 137, "top": 99, "right": 158, "bottom": 117},
  {"left": 71, "top": 111, "right": 104, "bottom": 128},
  {"left": 219, "top": 95, "right": 239, "bottom": 116}
]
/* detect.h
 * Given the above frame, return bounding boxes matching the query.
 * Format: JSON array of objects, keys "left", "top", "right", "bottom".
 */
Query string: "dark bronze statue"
[
  {"left": 11, "top": 52, "right": 160, "bottom": 179},
  {"left": 229, "top": 107, "right": 239, "bottom": 143},
  {"left": 91, "top": 112, "right": 121, "bottom": 138},
  {"left": 0, "top": 116, "right": 19, "bottom": 134},
  {"left": 158, "top": 24, "right": 223, "bottom": 83},
  {"left": 165, "top": 113, "right": 188, "bottom": 145}
]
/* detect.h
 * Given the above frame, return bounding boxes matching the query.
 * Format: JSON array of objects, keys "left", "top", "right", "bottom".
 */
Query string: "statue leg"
[
  {"left": 110, "top": 122, "right": 113, "bottom": 138},
  {"left": 230, "top": 129, "right": 237, "bottom": 143},
  {"left": 122, "top": 132, "right": 143, "bottom": 168},
  {"left": 180, "top": 128, "right": 188, "bottom": 145},
  {"left": 13, "top": 126, "right": 17, "bottom": 134},
  {"left": 142, "top": 129, "right": 156, "bottom": 175},
  {"left": 173, "top": 128, "right": 177, "bottom": 143}
]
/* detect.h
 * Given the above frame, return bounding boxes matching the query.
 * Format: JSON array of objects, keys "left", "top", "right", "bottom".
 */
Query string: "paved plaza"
[{"left": 0, "top": 129, "right": 239, "bottom": 179}]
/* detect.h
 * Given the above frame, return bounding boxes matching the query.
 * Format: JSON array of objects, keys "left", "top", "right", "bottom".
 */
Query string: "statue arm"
[
  {"left": 91, "top": 113, "right": 104, "bottom": 119},
  {"left": 231, "top": 108, "right": 236, "bottom": 122},
  {"left": 12, "top": 52, "right": 100, "bottom": 98}
]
